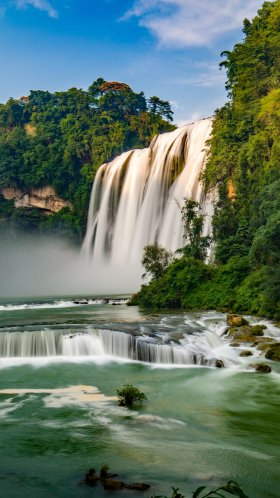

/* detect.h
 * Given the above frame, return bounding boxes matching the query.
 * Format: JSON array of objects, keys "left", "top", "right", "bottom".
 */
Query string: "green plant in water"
[
  {"left": 192, "top": 481, "right": 249, "bottom": 497},
  {"left": 151, "top": 486, "right": 185, "bottom": 498},
  {"left": 151, "top": 481, "right": 249, "bottom": 498},
  {"left": 116, "top": 384, "right": 147, "bottom": 406}
]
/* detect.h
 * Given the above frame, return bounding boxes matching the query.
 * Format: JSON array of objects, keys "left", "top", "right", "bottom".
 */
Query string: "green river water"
[{"left": 0, "top": 298, "right": 279, "bottom": 498}]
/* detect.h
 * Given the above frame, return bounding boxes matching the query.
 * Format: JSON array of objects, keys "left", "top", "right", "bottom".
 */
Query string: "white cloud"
[
  {"left": 16, "top": 0, "right": 58, "bottom": 18},
  {"left": 179, "top": 62, "right": 226, "bottom": 88},
  {"left": 176, "top": 112, "right": 203, "bottom": 127},
  {"left": 124, "top": 0, "right": 264, "bottom": 47}
]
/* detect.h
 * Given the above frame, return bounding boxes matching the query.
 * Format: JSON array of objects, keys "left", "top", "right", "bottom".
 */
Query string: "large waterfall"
[{"left": 82, "top": 118, "right": 213, "bottom": 291}]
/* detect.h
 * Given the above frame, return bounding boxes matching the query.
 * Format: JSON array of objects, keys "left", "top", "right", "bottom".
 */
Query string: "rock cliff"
[{"left": 1, "top": 186, "right": 72, "bottom": 213}]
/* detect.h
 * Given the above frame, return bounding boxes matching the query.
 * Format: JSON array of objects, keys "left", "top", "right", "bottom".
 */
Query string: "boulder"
[
  {"left": 227, "top": 325, "right": 264, "bottom": 342},
  {"left": 250, "top": 324, "right": 267, "bottom": 335},
  {"left": 257, "top": 342, "right": 276, "bottom": 352},
  {"left": 103, "top": 479, "right": 125, "bottom": 490},
  {"left": 239, "top": 350, "right": 253, "bottom": 357},
  {"left": 265, "top": 343, "right": 280, "bottom": 361},
  {"left": 227, "top": 314, "right": 248, "bottom": 327},
  {"left": 229, "top": 342, "right": 240, "bottom": 347},
  {"left": 215, "top": 359, "right": 225, "bottom": 368},
  {"left": 125, "top": 483, "right": 151, "bottom": 491},
  {"left": 250, "top": 363, "right": 272, "bottom": 374}
]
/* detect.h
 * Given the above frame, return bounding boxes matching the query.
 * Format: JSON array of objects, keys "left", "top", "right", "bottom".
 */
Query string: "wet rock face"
[{"left": 227, "top": 315, "right": 249, "bottom": 327}]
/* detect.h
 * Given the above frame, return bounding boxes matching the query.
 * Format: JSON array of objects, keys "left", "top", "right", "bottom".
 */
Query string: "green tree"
[
  {"left": 177, "top": 199, "right": 211, "bottom": 261},
  {"left": 142, "top": 244, "right": 173, "bottom": 281}
]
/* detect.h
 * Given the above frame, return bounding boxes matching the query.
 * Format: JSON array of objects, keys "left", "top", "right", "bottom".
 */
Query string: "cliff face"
[{"left": 1, "top": 186, "right": 72, "bottom": 213}]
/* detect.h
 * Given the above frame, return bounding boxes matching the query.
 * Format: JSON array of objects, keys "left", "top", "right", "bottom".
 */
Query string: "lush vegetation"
[
  {"left": 116, "top": 384, "right": 147, "bottom": 406},
  {"left": 131, "top": 1, "right": 280, "bottom": 319},
  {"left": 0, "top": 79, "right": 174, "bottom": 240}
]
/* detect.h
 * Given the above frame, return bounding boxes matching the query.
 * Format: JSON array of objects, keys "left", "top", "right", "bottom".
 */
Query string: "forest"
[
  {"left": 0, "top": 79, "right": 174, "bottom": 240},
  {"left": 131, "top": 1, "right": 280, "bottom": 319}
]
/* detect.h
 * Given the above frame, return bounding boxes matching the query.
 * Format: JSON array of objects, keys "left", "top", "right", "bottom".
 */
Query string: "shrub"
[{"left": 116, "top": 384, "right": 147, "bottom": 406}]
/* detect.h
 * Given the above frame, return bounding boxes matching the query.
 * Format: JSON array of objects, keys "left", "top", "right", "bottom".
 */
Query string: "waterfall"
[
  {"left": 82, "top": 118, "right": 213, "bottom": 291},
  {"left": 0, "top": 327, "right": 225, "bottom": 366}
]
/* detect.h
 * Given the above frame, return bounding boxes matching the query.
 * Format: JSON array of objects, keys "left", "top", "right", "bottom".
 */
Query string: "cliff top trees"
[{"left": 0, "top": 78, "right": 175, "bottom": 239}]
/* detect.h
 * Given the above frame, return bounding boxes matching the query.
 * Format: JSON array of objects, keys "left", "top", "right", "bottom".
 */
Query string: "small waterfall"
[
  {"left": 0, "top": 327, "right": 225, "bottom": 366},
  {"left": 82, "top": 119, "right": 214, "bottom": 290}
]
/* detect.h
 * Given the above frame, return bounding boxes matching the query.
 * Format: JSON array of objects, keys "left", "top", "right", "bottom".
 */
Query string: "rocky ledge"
[
  {"left": 1, "top": 186, "right": 72, "bottom": 213},
  {"left": 225, "top": 314, "right": 280, "bottom": 371}
]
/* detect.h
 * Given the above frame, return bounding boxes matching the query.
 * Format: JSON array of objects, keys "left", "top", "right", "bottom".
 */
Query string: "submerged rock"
[
  {"left": 103, "top": 478, "right": 125, "bottom": 490},
  {"left": 227, "top": 314, "right": 248, "bottom": 327},
  {"left": 125, "top": 483, "right": 151, "bottom": 491},
  {"left": 249, "top": 363, "right": 272, "bottom": 374},
  {"left": 85, "top": 469, "right": 100, "bottom": 486}
]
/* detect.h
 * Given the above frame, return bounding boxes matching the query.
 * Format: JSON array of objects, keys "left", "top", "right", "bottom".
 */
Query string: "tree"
[
  {"left": 177, "top": 199, "right": 211, "bottom": 261},
  {"left": 142, "top": 244, "right": 173, "bottom": 281},
  {"left": 148, "top": 96, "right": 174, "bottom": 121}
]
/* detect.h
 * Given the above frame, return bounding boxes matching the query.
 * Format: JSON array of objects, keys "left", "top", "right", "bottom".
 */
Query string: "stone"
[
  {"left": 229, "top": 343, "right": 240, "bottom": 347},
  {"left": 215, "top": 359, "right": 225, "bottom": 368},
  {"left": 249, "top": 363, "right": 272, "bottom": 374},
  {"left": 239, "top": 350, "right": 253, "bottom": 357},
  {"left": 85, "top": 469, "right": 100, "bottom": 486},
  {"left": 265, "top": 343, "right": 280, "bottom": 361},
  {"left": 227, "top": 314, "right": 249, "bottom": 327},
  {"left": 250, "top": 325, "right": 266, "bottom": 335},
  {"left": 125, "top": 483, "right": 151, "bottom": 491},
  {"left": 227, "top": 325, "right": 264, "bottom": 342},
  {"left": 257, "top": 342, "right": 276, "bottom": 352},
  {"left": 103, "top": 479, "right": 125, "bottom": 490}
]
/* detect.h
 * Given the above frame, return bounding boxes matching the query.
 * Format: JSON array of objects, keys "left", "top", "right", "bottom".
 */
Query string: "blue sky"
[{"left": 0, "top": 0, "right": 264, "bottom": 124}]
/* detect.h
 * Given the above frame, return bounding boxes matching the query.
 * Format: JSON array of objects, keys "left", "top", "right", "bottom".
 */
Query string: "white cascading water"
[
  {"left": 0, "top": 327, "right": 229, "bottom": 366},
  {"left": 82, "top": 118, "right": 214, "bottom": 291}
]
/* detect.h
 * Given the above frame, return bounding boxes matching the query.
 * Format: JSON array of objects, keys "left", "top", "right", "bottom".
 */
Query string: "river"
[{"left": 0, "top": 297, "right": 279, "bottom": 498}]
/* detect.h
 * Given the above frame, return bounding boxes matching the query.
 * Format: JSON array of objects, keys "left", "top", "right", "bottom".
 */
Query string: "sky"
[{"left": 0, "top": 0, "right": 265, "bottom": 124}]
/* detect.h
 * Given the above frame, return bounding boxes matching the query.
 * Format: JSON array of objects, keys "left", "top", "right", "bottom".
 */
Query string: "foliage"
[
  {"left": 202, "top": 0, "right": 280, "bottom": 317},
  {"left": 142, "top": 244, "right": 173, "bottom": 281},
  {"left": 151, "top": 481, "right": 249, "bottom": 498},
  {"left": 132, "top": 1, "right": 280, "bottom": 319},
  {"left": 116, "top": 384, "right": 147, "bottom": 406},
  {"left": 0, "top": 79, "right": 174, "bottom": 240},
  {"left": 151, "top": 487, "right": 185, "bottom": 498},
  {"left": 177, "top": 199, "right": 211, "bottom": 260}
]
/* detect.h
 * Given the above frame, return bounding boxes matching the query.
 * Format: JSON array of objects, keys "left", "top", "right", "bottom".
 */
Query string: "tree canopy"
[
  {"left": 131, "top": 1, "right": 280, "bottom": 319},
  {"left": 0, "top": 78, "right": 174, "bottom": 239}
]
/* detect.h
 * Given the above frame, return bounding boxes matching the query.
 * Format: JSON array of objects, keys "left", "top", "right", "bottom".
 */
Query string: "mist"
[{"left": 0, "top": 232, "right": 141, "bottom": 299}]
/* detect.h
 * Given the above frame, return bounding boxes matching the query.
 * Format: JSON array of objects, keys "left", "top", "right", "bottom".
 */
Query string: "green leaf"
[{"left": 192, "top": 486, "right": 207, "bottom": 497}]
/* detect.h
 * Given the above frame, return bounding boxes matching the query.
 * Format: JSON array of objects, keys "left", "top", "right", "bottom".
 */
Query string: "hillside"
[
  {"left": 131, "top": 0, "right": 280, "bottom": 318},
  {"left": 0, "top": 79, "right": 174, "bottom": 241}
]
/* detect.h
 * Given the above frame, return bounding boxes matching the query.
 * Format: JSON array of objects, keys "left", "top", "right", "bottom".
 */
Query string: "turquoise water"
[{"left": 0, "top": 299, "right": 279, "bottom": 498}]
